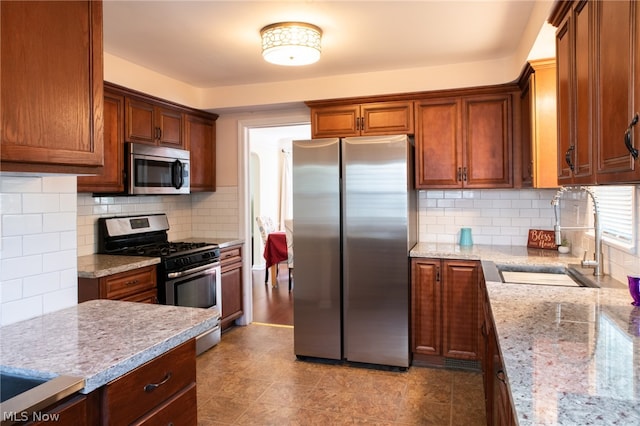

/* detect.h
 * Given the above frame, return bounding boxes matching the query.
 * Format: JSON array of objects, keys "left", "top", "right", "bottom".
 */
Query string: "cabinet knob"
[{"left": 624, "top": 113, "right": 639, "bottom": 159}]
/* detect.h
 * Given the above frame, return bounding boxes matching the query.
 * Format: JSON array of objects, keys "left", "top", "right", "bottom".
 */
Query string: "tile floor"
[{"left": 196, "top": 323, "right": 487, "bottom": 425}]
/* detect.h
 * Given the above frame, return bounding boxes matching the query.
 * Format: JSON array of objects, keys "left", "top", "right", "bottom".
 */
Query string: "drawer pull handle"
[
  {"left": 144, "top": 372, "right": 172, "bottom": 392},
  {"left": 125, "top": 279, "right": 139, "bottom": 286}
]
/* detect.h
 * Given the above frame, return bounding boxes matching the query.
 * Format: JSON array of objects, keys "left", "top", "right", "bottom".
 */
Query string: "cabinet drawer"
[
  {"left": 132, "top": 383, "right": 196, "bottom": 426},
  {"left": 104, "top": 266, "right": 156, "bottom": 299},
  {"left": 220, "top": 247, "right": 242, "bottom": 267},
  {"left": 120, "top": 288, "right": 158, "bottom": 304},
  {"left": 103, "top": 339, "right": 196, "bottom": 425}
]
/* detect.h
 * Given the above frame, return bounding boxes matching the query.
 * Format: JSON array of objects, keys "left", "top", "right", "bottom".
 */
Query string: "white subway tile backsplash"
[
  {"left": 23, "top": 233, "right": 60, "bottom": 255},
  {"left": 1, "top": 254, "right": 43, "bottom": 281},
  {"left": 1, "top": 194, "right": 22, "bottom": 214},
  {"left": 0, "top": 176, "right": 42, "bottom": 193},
  {"left": 1, "top": 296, "right": 43, "bottom": 326},
  {"left": 23, "top": 272, "right": 60, "bottom": 297},
  {"left": 43, "top": 212, "right": 76, "bottom": 232},
  {"left": 42, "top": 176, "right": 76, "bottom": 193},
  {"left": 0, "top": 236, "right": 22, "bottom": 259},
  {"left": 22, "top": 193, "right": 60, "bottom": 213},
  {"left": 1, "top": 279, "right": 23, "bottom": 303},
  {"left": 43, "top": 287, "right": 77, "bottom": 314},
  {"left": 2, "top": 214, "right": 43, "bottom": 236}
]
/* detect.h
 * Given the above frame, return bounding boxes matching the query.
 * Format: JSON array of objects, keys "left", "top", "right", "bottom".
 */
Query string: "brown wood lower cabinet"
[
  {"left": 27, "top": 393, "right": 98, "bottom": 425},
  {"left": 78, "top": 265, "right": 157, "bottom": 304},
  {"left": 29, "top": 340, "right": 196, "bottom": 425},
  {"left": 220, "top": 244, "right": 244, "bottom": 330},
  {"left": 102, "top": 339, "right": 196, "bottom": 425},
  {"left": 411, "top": 258, "right": 480, "bottom": 365},
  {"left": 480, "top": 275, "right": 517, "bottom": 426}
]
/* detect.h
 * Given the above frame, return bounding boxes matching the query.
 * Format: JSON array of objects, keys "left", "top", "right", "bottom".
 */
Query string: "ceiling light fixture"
[{"left": 260, "top": 22, "right": 322, "bottom": 66}]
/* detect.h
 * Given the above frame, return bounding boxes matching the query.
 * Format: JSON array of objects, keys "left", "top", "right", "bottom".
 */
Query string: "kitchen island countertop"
[
  {"left": 0, "top": 299, "right": 219, "bottom": 394},
  {"left": 411, "top": 243, "right": 639, "bottom": 425}
]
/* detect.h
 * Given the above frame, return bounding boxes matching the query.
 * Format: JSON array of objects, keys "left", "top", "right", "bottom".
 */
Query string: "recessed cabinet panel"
[
  {"left": 556, "top": 16, "right": 573, "bottom": 183},
  {"left": 157, "top": 108, "right": 183, "bottom": 147},
  {"left": 78, "top": 90, "right": 125, "bottom": 193},
  {"left": 184, "top": 113, "right": 216, "bottom": 192},
  {"left": 415, "top": 90, "right": 514, "bottom": 189},
  {"left": 309, "top": 101, "right": 413, "bottom": 138},
  {"left": 126, "top": 98, "right": 158, "bottom": 145},
  {"left": 411, "top": 258, "right": 480, "bottom": 363},
  {"left": 415, "top": 99, "right": 461, "bottom": 188},
  {"left": 572, "top": 0, "right": 594, "bottom": 183},
  {"left": 411, "top": 259, "right": 442, "bottom": 356},
  {"left": 0, "top": 0, "right": 104, "bottom": 173},
  {"left": 311, "top": 105, "right": 360, "bottom": 138},
  {"left": 596, "top": 0, "right": 640, "bottom": 182},
  {"left": 464, "top": 96, "right": 512, "bottom": 188},
  {"left": 552, "top": 0, "right": 640, "bottom": 184},
  {"left": 361, "top": 101, "right": 414, "bottom": 135}
]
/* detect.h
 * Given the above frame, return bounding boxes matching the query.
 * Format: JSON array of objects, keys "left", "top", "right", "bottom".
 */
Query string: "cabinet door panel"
[
  {"left": 596, "top": 0, "right": 640, "bottom": 182},
  {"left": 310, "top": 105, "right": 359, "bottom": 138},
  {"left": 463, "top": 96, "right": 512, "bottom": 188},
  {"left": 157, "top": 108, "right": 183, "bottom": 148},
  {"left": 78, "top": 90, "right": 124, "bottom": 193},
  {"left": 519, "top": 76, "right": 533, "bottom": 187},
  {"left": 415, "top": 99, "right": 461, "bottom": 188},
  {"left": 126, "top": 98, "right": 156, "bottom": 144},
  {"left": 442, "top": 260, "right": 479, "bottom": 360},
  {"left": 556, "top": 16, "right": 574, "bottom": 183},
  {"left": 185, "top": 114, "right": 216, "bottom": 191},
  {"left": 411, "top": 259, "right": 441, "bottom": 356},
  {"left": 573, "top": 0, "right": 594, "bottom": 183},
  {"left": 361, "top": 101, "right": 414, "bottom": 135},
  {"left": 0, "top": 0, "right": 103, "bottom": 171}
]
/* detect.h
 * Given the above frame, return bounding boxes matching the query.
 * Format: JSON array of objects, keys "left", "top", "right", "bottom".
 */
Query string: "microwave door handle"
[{"left": 172, "top": 160, "right": 184, "bottom": 189}]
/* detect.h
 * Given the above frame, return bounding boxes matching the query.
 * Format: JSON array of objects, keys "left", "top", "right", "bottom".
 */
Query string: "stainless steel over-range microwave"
[{"left": 126, "top": 143, "right": 190, "bottom": 195}]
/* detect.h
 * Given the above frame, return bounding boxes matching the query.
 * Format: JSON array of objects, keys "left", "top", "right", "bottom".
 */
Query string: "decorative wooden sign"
[{"left": 527, "top": 229, "right": 558, "bottom": 250}]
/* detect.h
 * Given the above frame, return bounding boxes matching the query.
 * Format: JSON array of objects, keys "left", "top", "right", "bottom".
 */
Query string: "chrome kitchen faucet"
[{"left": 551, "top": 186, "right": 603, "bottom": 276}]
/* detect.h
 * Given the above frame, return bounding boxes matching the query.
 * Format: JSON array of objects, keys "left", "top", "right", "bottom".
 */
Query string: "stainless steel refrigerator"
[{"left": 292, "top": 134, "right": 416, "bottom": 368}]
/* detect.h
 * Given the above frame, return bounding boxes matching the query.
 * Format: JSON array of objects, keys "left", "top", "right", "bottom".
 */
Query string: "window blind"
[{"left": 591, "top": 186, "right": 635, "bottom": 245}]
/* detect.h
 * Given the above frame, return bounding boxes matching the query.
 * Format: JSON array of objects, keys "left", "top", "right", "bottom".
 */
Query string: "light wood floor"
[
  {"left": 196, "top": 265, "right": 487, "bottom": 425},
  {"left": 251, "top": 264, "right": 294, "bottom": 326}
]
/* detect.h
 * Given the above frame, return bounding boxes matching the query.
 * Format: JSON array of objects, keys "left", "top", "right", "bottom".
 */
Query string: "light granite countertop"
[
  {"left": 411, "top": 243, "right": 638, "bottom": 425},
  {"left": 0, "top": 299, "right": 219, "bottom": 394},
  {"left": 77, "top": 254, "right": 160, "bottom": 279},
  {"left": 182, "top": 237, "right": 244, "bottom": 249},
  {"left": 77, "top": 239, "right": 244, "bottom": 278}
]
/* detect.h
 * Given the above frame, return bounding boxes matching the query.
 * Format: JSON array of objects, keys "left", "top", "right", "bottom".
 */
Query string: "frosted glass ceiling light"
[{"left": 261, "top": 22, "right": 322, "bottom": 66}]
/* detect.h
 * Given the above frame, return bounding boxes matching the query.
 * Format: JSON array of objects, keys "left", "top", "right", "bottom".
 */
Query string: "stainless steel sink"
[
  {"left": 0, "top": 373, "right": 48, "bottom": 403},
  {"left": 483, "top": 262, "right": 600, "bottom": 288},
  {"left": 0, "top": 371, "right": 84, "bottom": 421}
]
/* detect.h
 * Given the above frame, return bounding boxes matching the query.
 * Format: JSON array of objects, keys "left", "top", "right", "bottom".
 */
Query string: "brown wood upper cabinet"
[
  {"left": 550, "top": 0, "right": 640, "bottom": 184},
  {"left": 517, "top": 59, "right": 559, "bottom": 188},
  {"left": 0, "top": 0, "right": 104, "bottom": 174},
  {"left": 78, "top": 88, "right": 125, "bottom": 193},
  {"left": 126, "top": 97, "right": 184, "bottom": 148},
  {"left": 415, "top": 89, "right": 514, "bottom": 189},
  {"left": 308, "top": 101, "right": 414, "bottom": 138},
  {"left": 184, "top": 113, "right": 217, "bottom": 192},
  {"left": 78, "top": 83, "right": 218, "bottom": 194}
]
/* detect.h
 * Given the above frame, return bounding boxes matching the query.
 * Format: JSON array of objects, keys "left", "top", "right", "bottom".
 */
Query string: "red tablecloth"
[{"left": 263, "top": 231, "right": 287, "bottom": 268}]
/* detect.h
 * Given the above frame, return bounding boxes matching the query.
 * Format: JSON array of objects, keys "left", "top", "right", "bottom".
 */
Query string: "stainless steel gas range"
[{"left": 97, "top": 213, "right": 221, "bottom": 354}]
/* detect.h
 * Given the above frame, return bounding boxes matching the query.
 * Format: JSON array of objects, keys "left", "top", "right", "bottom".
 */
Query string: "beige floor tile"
[{"left": 197, "top": 324, "right": 487, "bottom": 425}]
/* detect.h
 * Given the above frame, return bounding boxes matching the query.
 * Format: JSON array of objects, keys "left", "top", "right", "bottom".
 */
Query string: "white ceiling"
[{"left": 103, "top": 0, "right": 554, "bottom": 90}]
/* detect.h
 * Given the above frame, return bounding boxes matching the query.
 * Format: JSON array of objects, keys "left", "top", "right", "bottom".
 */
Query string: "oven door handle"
[{"left": 167, "top": 262, "right": 220, "bottom": 279}]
